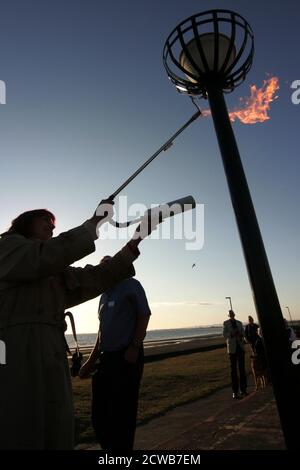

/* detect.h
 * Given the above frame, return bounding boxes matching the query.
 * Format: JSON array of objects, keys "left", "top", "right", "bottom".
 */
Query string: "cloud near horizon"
[{"left": 150, "top": 301, "right": 220, "bottom": 308}]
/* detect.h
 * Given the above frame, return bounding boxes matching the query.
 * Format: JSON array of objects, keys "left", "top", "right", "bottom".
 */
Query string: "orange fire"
[
  {"left": 229, "top": 77, "right": 279, "bottom": 124},
  {"left": 201, "top": 77, "right": 279, "bottom": 124}
]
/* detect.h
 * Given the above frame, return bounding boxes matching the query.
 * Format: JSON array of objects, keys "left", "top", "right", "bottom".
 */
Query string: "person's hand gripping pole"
[{"left": 88, "top": 198, "right": 115, "bottom": 235}]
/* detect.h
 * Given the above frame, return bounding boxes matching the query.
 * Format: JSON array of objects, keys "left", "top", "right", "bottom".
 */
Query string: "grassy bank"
[{"left": 72, "top": 346, "right": 251, "bottom": 445}]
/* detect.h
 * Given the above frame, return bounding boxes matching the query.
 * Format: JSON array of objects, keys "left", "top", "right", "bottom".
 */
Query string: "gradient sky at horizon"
[{"left": 0, "top": 0, "right": 299, "bottom": 333}]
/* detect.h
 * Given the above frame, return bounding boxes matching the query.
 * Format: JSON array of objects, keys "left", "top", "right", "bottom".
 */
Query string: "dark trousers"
[
  {"left": 229, "top": 346, "right": 247, "bottom": 394},
  {"left": 91, "top": 348, "right": 144, "bottom": 451}
]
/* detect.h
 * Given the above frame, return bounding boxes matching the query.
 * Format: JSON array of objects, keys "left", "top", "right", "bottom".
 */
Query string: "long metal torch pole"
[
  {"left": 207, "top": 84, "right": 300, "bottom": 449},
  {"left": 109, "top": 110, "right": 201, "bottom": 200}
]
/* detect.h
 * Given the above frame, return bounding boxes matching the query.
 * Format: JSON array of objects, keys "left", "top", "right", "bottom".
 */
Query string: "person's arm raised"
[{"left": 64, "top": 213, "right": 160, "bottom": 308}]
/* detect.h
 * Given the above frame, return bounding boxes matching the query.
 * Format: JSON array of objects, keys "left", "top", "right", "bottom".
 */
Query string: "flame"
[
  {"left": 229, "top": 77, "right": 279, "bottom": 124},
  {"left": 201, "top": 77, "right": 279, "bottom": 124}
]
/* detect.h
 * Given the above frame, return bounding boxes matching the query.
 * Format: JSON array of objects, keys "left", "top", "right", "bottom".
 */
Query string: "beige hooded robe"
[{"left": 0, "top": 221, "right": 138, "bottom": 449}]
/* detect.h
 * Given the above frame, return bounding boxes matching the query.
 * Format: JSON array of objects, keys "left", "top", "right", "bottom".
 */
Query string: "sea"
[{"left": 65, "top": 325, "right": 223, "bottom": 349}]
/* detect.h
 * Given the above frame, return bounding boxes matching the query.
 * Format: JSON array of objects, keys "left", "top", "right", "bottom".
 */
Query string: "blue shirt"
[{"left": 98, "top": 278, "right": 151, "bottom": 352}]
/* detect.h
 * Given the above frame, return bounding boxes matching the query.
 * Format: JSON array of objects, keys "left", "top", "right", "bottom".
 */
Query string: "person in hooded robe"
[{"left": 0, "top": 201, "right": 156, "bottom": 450}]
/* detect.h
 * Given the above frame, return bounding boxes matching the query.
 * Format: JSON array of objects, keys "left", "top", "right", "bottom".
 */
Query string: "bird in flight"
[{"left": 192, "top": 263, "right": 196, "bottom": 268}]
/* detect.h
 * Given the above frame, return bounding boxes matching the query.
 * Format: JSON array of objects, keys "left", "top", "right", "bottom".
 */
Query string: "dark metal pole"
[{"left": 207, "top": 84, "right": 300, "bottom": 449}]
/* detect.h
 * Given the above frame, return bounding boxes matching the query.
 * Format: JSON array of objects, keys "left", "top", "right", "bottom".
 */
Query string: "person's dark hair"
[{"left": 1, "top": 209, "right": 56, "bottom": 238}]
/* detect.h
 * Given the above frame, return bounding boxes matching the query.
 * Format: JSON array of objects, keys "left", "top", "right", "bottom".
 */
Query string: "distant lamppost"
[
  {"left": 285, "top": 306, "right": 293, "bottom": 326},
  {"left": 225, "top": 296, "right": 233, "bottom": 311},
  {"left": 163, "top": 9, "right": 300, "bottom": 449}
]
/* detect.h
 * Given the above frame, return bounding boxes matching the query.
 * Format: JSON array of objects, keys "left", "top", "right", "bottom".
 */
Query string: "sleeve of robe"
[
  {"left": 0, "top": 221, "right": 97, "bottom": 283},
  {"left": 62, "top": 245, "right": 138, "bottom": 308}
]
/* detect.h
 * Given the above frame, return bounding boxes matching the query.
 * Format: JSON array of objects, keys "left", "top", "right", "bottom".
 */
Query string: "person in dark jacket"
[
  {"left": 245, "top": 315, "right": 259, "bottom": 351},
  {"left": 79, "top": 256, "right": 151, "bottom": 451}
]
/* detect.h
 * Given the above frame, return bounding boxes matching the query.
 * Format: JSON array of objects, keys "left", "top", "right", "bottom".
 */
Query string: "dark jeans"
[
  {"left": 229, "top": 346, "right": 247, "bottom": 394},
  {"left": 91, "top": 347, "right": 144, "bottom": 451}
]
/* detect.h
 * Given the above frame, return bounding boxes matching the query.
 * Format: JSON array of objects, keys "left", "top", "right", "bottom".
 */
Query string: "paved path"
[
  {"left": 78, "top": 382, "right": 285, "bottom": 450},
  {"left": 134, "top": 383, "right": 285, "bottom": 450}
]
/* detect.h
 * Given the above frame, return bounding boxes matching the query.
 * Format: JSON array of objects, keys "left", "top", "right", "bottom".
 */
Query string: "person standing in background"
[
  {"left": 223, "top": 310, "right": 248, "bottom": 399},
  {"left": 245, "top": 315, "right": 259, "bottom": 351}
]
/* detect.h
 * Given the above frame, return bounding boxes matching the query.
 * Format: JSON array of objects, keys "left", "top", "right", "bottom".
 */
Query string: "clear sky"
[{"left": 0, "top": 0, "right": 299, "bottom": 333}]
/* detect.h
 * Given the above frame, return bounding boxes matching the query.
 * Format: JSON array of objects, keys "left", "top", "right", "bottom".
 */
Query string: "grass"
[
  {"left": 138, "top": 348, "right": 231, "bottom": 422},
  {"left": 72, "top": 346, "right": 251, "bottom": 445}
]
